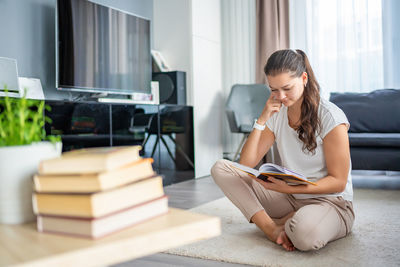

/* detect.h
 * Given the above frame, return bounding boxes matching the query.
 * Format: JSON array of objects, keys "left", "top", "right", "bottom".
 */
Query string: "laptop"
[{"left": 0, "top": 57, "right": 21, "bottom": 97}]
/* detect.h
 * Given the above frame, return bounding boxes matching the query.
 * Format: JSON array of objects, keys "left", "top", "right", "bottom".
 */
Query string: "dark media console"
[{"left": 45, "top": 100, "right": 194, "bottom": 186}]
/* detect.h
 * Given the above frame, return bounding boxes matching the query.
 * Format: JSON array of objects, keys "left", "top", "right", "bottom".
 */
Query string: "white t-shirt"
[{"left": 265, "top": 98, "right": 353, "bottom": 201}]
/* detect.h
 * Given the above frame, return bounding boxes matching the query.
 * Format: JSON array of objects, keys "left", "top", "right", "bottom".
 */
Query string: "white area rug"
[{"left": 165, "top": 189, "right": 400, "bottom": 267}]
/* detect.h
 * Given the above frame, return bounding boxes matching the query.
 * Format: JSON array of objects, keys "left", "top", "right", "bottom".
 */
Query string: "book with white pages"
[{"left": 230, "top": 162, "right": 317, "bottom": 186}]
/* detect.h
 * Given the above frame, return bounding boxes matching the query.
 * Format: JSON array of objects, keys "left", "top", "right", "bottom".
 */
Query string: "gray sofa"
[{"left": 330, "top": 89, "right": 400, "bottom": 171}]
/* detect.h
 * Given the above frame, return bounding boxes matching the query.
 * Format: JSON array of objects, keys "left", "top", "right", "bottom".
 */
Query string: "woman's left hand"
[{"left": 253, "top": 176, "right": 297, "bottom": 194}]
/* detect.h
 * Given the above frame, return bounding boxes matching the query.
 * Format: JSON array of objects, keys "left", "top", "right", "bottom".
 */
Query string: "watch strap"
[{"left": 253, "top": 120, "right": 266, "bottom": 131}]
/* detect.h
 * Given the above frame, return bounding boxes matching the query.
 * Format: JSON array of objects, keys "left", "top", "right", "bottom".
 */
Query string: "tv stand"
[
  {"left": 97, "top": 97, "right": 156, "bottom": 105},
  {"left": 90, "top": 92, "right": 109, "bottom": 98},
  {"left": 44, "top": 99, "right": 194, "bottom": 186}
]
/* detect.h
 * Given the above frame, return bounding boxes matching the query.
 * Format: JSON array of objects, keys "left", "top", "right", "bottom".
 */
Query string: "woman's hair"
[{"left": 264, "top": 49, "right": 321, "bottom": 154}]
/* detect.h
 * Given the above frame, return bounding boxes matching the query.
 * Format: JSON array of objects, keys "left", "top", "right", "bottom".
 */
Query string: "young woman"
[{"left": 211, "top": 49, "right": 354, "bottom": 251}]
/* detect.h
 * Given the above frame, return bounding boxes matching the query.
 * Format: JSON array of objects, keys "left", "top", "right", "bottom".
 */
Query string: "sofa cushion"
[
  {"left": 330, "top": 89, "right": 400, "bottom": 133},
  {"left": 350, "top": 147, "right": 400, "bottom": 171},
  {"left": 349, "top": 133, "right": 400, "bottom": 147}
]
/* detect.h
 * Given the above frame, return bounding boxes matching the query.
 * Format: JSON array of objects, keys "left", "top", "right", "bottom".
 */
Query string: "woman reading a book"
[{"left": 211, "top": 49, "right": 354, "bottom": 252}]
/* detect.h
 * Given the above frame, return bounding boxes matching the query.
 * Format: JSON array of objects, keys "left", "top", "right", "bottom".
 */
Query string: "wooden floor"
[
  {"left": 113, "top": 175, "right": 250, "bottom": 267},
  {"left": 113, "top": 170, "right": 400, "bottom": 267}
]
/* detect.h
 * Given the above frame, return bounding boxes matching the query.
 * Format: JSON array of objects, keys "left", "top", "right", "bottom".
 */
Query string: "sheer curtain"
[
  {"left": 289, "top": 0, "right": 384, "bottom": 99},
  {"left": 221, "top": 0, "right": 256, "bottom": 158},
  {"left": 382, "top": 0, "right": 400, "bottom": 89}
]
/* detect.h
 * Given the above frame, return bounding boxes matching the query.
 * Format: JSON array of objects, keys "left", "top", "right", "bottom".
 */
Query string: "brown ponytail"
[{"left": 264, "top": 49, "right": 321, "bottom": 154}]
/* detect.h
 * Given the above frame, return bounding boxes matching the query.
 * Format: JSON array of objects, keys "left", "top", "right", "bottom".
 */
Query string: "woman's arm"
[
  {"left": 255, "top": 124, "right": 350, "bottom": 194},
  {"left": 239, "top": 94, "right": 281, "bottom": 168},
  {"left": 298, "top": 123, "right": 350, "bottom": 193},
  {"left": 239, "top": 126, "right": 275, "bottom": 168}
]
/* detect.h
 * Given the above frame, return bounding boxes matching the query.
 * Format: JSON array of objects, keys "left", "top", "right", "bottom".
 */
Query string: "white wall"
[
  {"left": 154, "top": 0, "right": 256, "bottom": 177},
  {"left": 152, "top": 0, "right": 193, "bottom": 104},
  {"left": 191, "top": 0, "right": 223, "bottom": 177},
  {"left": 153, "top": 0, "right": 223, "bottom": 178}
]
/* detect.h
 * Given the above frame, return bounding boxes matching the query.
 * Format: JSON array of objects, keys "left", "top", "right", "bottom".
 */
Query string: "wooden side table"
[{"left": 0, "top": 208, "right": 220, "bottom": 267}]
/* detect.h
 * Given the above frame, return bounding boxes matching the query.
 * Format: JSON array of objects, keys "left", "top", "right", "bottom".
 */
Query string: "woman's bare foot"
[
  {"left": 275, "top": 227, "right": 295, "bottom": 251},
  {"left": 250, "top": 210, "right": 295, "bottom": 251},
  {"left": 271, "top": 212, "right": 296, "bottom": 251},
  {"left": 265, "top": 225, "right": 295, "bottom": 251}
]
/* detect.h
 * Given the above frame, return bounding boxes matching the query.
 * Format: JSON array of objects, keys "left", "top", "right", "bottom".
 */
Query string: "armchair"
[{"left": 226, "top": 84, "right": 270, "bottom": 161}]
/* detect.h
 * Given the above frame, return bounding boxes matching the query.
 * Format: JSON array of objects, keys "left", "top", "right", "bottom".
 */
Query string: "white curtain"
[
  {"left": 221, "top": 0, "right": 256, "bottom": 158},
  {"left": 382, "top": 0, "right": 400, "bottom": 89},
  {"left": 289, "top": 0, "right": 384, "bottom": 99}
]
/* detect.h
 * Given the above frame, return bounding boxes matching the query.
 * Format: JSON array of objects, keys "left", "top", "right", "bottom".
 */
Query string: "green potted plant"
[{"left": 0, "top": 89, "right": 62, "bottom": 224}]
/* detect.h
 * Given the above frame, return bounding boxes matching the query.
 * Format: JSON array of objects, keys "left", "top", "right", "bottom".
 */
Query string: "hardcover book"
[
  {"left": 33, "top": 176, "right": 164, "bottom": 218},
  {"left": 230, "top": 162, "right": 317, "bottom": 186},
  {"left": 34, "top": 158, "right": 155, "bottom": 193},
  {"left": 37, "top": 196, "right": 169, "bottom": 239},
  {"left": 38, "top": 146, "right": 142, "bottom": 175}
]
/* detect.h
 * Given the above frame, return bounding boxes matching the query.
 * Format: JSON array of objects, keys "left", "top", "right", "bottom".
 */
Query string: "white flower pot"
[{"left": 0, "top": 141, "right": 62, "bottom": 224}]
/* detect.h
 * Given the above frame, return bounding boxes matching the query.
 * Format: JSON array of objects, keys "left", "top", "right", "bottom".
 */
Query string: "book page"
[
  {"left": 229, "top": 162, "right": 316, "bottom": 186},
  {"left": 283, "top": 177, "right": 310, "bottom": 185},
  {"left": 266, "top": 173, "right": 311, "bottom": 185},
  {"left": 259, "top": 163, "right": 306, "bottom": 179},
  {"left": 230, "top": 162, "right": 260, "bottom": 177}
]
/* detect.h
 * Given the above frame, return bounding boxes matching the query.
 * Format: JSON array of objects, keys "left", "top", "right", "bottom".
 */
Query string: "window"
[{"left": 289, "top": 0, "right": 383, "bottom": 99}]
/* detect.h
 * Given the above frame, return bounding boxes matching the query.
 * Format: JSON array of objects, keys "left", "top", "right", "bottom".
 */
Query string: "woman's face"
[{"left": 267, "top": 72, "right": 307, "bottom": 107}]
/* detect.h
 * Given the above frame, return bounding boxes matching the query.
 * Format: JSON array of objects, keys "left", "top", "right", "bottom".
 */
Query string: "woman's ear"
[{"left": 302, "top": 72, "right": 308, "bottom": 86}]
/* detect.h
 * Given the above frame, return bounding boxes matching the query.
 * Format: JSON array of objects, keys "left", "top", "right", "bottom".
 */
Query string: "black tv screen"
[{"left": 56, "top": 0, "right": 151, "bottom": 95}]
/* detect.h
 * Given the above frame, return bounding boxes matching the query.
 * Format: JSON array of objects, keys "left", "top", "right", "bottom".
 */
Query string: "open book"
[{"left": 230, "top": 162, "right": 317, "bottom": 186}]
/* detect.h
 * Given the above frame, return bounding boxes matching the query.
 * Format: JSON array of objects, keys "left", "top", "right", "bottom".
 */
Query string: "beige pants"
[{"left": 211, "top": 159, "right": 355, "bottom": 251}]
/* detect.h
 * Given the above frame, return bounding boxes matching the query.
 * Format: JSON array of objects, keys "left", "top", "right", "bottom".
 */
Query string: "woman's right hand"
[{"left": 257, "top": 94, "right": 282, "bottom": 124}]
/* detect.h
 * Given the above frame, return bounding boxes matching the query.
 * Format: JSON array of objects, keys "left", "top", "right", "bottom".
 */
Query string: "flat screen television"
[{"left": 56, "top": 0, "right": 151, "bottom": 95}]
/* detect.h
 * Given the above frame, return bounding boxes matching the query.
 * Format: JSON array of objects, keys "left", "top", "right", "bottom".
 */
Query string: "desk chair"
[{"left": 226, "top": 84, "right": 270, "bottom": 161}]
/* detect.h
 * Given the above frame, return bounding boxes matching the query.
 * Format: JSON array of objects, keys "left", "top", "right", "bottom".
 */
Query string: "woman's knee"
[
  {"left": 210, "top": 159, "right": 230, "bottom": 184},
  {"left": 285, "top": 216, "right": 327, "bottom": 251}
]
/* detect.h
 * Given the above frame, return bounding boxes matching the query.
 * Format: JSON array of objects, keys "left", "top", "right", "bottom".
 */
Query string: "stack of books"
[{"left": 32, "top": 146, "right": 168, "bottom": 239}]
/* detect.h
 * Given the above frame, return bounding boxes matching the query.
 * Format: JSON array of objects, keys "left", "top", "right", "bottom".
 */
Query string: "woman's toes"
[{"left": 276, "top": 233, "right": 284, "bottom": 245}]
